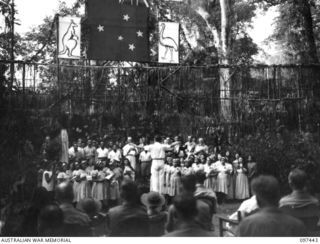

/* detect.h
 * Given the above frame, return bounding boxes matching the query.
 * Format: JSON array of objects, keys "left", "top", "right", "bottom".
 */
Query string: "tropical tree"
[
  {"left": 150, "top": 0, "right": 259, "bottom": 125},
  {"left": 266, "top": 0, "right": 319, "bottom": 63}
]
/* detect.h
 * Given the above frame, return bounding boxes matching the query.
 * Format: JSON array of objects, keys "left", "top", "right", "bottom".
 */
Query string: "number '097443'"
[{"left": 300, "top": 238, "right": 318, "bottom": 243}]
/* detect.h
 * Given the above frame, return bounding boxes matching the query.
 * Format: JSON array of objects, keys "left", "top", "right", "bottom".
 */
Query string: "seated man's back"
[
  {"left": 164, "top": 194, "right": 215, "bottom": 237},
  {"left": 280, "top": 191, "right": 319, "bottom": 208},
  {"left": 60, "top": 203, "right": 92, "bottom": 236},
  {"left": 55, "top": 182, "right": 91, "bottom": 236},
  {"left": 239, "top": 207, "right": 307, "bottom": 237},
  {"left": 280, "top": 169, "right": 319, "bottom": 209},
  {"left": 239, "top": 175, "right": 308, "bottom": 237},
  {"left": 107, "top": 204, "right": 149, "bottom": 236},
  {"left": 279, "top": 169, "right": 320, "bottom": 232},
  {"left": 166, "top": 199, "right": 212, "bottom": 232}
]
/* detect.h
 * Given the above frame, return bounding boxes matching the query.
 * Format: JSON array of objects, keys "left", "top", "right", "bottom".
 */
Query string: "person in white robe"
[{"left": 122, "top": 137, "right": 138, "bottom": 171}]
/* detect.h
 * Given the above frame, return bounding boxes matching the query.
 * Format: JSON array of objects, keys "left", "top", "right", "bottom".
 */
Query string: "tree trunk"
[
  {"left": 219, "top": 0, "right": 232, "bottom": 123},
  {"left": 295, "top": 0, "right": 319, "bottom": 63}
]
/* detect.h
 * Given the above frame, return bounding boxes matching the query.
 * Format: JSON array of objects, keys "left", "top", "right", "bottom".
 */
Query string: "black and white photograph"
[{"left": 0, "top": 0, "right": 320, "bottom": 241}]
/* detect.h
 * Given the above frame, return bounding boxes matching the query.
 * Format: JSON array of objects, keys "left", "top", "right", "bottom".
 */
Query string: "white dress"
[
  {"left": 161, "top": 164, "right": 170, "bottom": 195},
  {"left": 72, "top": 170, "right": 81, "bottom": 202},
  {"left": 92, "top": 170, "right": 107, "bottom": 201},
  {"left": 204, "top": 164, "right": 217, "bottom": 191},
  {"left": 216, "top": 163, "right": 232, "bottom": 194},
  {"left": 235, "top": 168, "right": 250, "bottom": 200},
  {"left": 168, "top": 167, "right": 181, "bottom": 197},
  {"left": 78, "top": 170, "right": 92, "bottom": 200}
]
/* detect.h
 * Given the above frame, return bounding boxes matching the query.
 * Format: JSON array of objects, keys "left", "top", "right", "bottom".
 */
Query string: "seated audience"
[
  {"left": 194, "top": 170, "right": 217, "bottom": 216},
  {"left": 141, "top": 191, "right": 167, "bottom": 236},
  {"left": 280, "top": 169, "right": 320, "bottom": 232},
  {"left": 77, "top": 198, "right": 106, "bottom": 236},
  {"left": 238, "top": 175, "right": 307, "bottom": 237},
  {"left": 107, "top": 180, "right": 149, "bottom": 236},
  {"left": 280, "top": 169, "right": 319, "bottom": 208},
  {"left": 17, "top": 187, "right": 52, "bottom": 236},
  {"left": 55, "top": 182, "right": 92, "bottom": 236},
  {"left": 163, "top": 194, "right": 215, "bottom": 237},
  {"left": 37, "top": 204, "right": 64, "bottom": 236}
]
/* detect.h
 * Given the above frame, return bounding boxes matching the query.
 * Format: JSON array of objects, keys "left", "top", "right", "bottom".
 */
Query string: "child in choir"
[
  {"left": 66, "top": 162, "right": 73, "bottom": 180},
  {"left": 204, "top": 158, "right": 217, "bottom": 191},
  {"left": 192, "top": 157, "right": 200, "bottom": 172},
  {"left": 79, "top": 160, "right": 92, "bottom": 200},
  {"left": 57, "top": 163, "right": 69, "bottom": 184},
  {"left": 199, "top": 153, "right": 206, "bottom": 165},
  {"left": 103, "top": 164, "right": 115, "bottom": 204},
  {"left": 225, "top": 151, "right": 231, "bottom": 164},
  {"left": 209, "top": 154, "right": 217, "bottom": 163},
  {"left": 123, "top": 158, "right": 135, "bottom": 181},
  {"left": 85, "top": 157, "right": 95, "bottom": 174},
  {"left": 168, "top": 159, "right": 182, "bottom": 197},
  {"left": 112, "top": 162, "right": 123, "bottom": 186},
  {"left": 108, "top": 162, "right": 121, "bottom": 206},
  {"left": 229, "top": 153, "right": 240, "bottom": 200},
  {"left": 72, "top": 162, "right": 81, "bottom": 204},
  {"left": 215, "top": 157, "right": 233, "bottom": 204},
  {"left": 163, "top": 158, "right": 173, "bottom": 197},
  {"left": 85, "top": 159, "right": 94, "bottom": 193},
  {"left": 235, "top": 157, "right": 250, "bottom": 200},
  {"left": 91, "top": 161, "right": 107, "bottom": 205},
  {"left": 184, "top": 159, "right": 194, "bottom": 175},
  {"left": 180, "top": 159, "right": 187, "bottom": 176}
]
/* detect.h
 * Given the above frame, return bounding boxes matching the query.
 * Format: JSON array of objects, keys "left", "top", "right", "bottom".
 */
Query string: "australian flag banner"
[{"left": 87, "top": 0, "right": 150, "bottom": 62}]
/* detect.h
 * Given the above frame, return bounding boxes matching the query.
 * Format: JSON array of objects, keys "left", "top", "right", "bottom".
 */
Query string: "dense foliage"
[
  {"left": 267, "top": 0, "right": 320, "bottom": 63},
  {"left": 231, "top": 129, "right": 320, "bottom": 194}
]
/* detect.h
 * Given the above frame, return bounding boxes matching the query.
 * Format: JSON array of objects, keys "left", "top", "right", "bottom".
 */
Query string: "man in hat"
[
  {"left": 164, "top": 194, "right": 215, "bottom": 237},
  {"left": 141, "top": 192, "right": 167, "bottom": 236},
  {"left": 194, "top": 170, "right": 217, "bottom": 218},
  {"left": 166, "top": 174, "right": 213, "bottom": 232}
]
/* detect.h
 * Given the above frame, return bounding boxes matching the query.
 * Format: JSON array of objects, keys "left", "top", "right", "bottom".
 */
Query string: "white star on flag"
[
  {"left": 137, "top": 30, "right": 143, "bottom": 37},
  {"left": 129, "top": 44, "right": 135, "bottom": 51},
  {"left": 97, "top": 25, "right": 104, "bottom": 32},
  {"left": 118, "top": 36, "right": 124, "bottom": 41},
  {"left": 123, "top": 14, "right": 130, "bottom": 21}
]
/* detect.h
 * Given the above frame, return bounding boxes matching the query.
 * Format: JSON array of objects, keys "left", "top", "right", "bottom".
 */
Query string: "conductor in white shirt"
[{"left": 144, "top": 135, "right": 179, "bottom": 193}]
